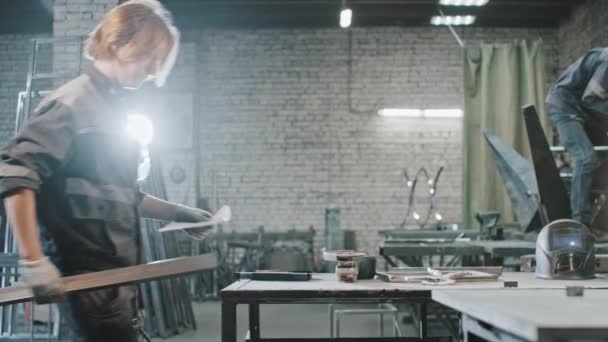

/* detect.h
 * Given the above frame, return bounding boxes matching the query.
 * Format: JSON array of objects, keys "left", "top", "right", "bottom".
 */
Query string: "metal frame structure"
[
  {"left": 1, "top": 36, "right": 82, "bottom": 342},
  {"left": 380, "top": 239, "right": 608, "bottom": 269},
  {"left": 329, "top": 303, "right": 401, "bottom": 338},
  {"left": 225, "top": 272, "right": 608, "bottom": 342},
  {"left": 225, "top": 289, "right": 433, "bottom": 342}
]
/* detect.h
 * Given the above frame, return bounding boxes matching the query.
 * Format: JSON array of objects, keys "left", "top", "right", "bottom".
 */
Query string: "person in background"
[
  {"left": 0, "top": 1, "right": 209, "bottom": 341},
  {"left": 546, "top": 47, "right": 608, "bottom": 228}
]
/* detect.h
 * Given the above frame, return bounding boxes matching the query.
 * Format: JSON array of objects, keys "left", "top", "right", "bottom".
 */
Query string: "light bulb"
[{"left": 340, "top": 8, "right": 352, "bottom": 28}]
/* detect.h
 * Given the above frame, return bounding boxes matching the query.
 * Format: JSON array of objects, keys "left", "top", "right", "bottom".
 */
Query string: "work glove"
[
  {"left": 19, "top": 257, "right": 65, "bottom": 304},
  {"left": 174, "top": 204, "right": 213, "bottom": 240}
]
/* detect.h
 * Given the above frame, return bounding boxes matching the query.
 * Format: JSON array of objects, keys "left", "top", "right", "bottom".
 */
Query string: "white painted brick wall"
[
  {"left": 159, "top": 27, "right": 559, "bottom": 256},
  {"left": 0, "top": 4, "right": 587, "bottom": 259},
  {"left": 0, "top": 34, "right": 48, "bottom": 143},
  {"left": 52, "top": 0, "right": 118, "bottom": 78},
  {"left": 559, "top": 0, "right": 608, "bottom": 69}
]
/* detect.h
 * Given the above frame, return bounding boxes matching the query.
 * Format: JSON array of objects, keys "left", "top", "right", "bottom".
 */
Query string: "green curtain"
[{"left": 462, "top": 40, "right": 550, "bottom": 228}]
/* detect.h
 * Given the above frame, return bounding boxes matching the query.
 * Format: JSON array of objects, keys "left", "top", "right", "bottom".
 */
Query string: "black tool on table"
[{"left": 235, "top": 271, "right": 312, "bottom": 281}]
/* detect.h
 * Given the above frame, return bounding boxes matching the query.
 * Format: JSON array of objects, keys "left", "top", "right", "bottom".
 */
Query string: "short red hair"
[{"left": 85, "top": 0, "right": 179, "bottom": 86}]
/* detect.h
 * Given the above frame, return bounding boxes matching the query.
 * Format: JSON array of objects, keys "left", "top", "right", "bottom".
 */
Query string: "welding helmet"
[{"left": 535, "top": 219, "right": 595, "bottom": 280}]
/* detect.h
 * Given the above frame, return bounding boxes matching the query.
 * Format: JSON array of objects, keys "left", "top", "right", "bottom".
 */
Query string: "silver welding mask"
[{"left": 535, "top": 219, "right": 595, "bottom": 280}]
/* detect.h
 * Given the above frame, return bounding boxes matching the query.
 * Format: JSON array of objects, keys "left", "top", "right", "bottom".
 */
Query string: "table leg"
[
  {"left": 379, "top": 303, "right": 384, "bottom": 337},
  {"left": 382, "top": 255, "right": 398, "bottom": 270},
  {"left": 221, "top": 299, "right": 237, "bottom": 342},
  {"left": 418, "top": 302, "right": 428, "bottom": 338},
  {"left": 483, "top": 253, "right": 493, "bottom": 266},
  {"left": 249, "top": 303, "right": 260, "bottom": 341},
  {"left": 329, "top": 304, "right": 334, "bottom": 337}
]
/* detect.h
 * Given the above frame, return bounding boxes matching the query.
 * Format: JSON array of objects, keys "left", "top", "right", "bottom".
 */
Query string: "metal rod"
[
  {"left": 29, "top": 303, "right": 33, "bottom": 342},
  {"left": 22, "top": 39, "right": 37, "bottom": 123},
  {"left": 0, "top": 254, "right": 217, "bottom": 306},
  {"left": 551, "top": 145, "right": 608, "bottom": 152},
  {"left": 438, "top": 9, "right": 465, "bottom": 48}
]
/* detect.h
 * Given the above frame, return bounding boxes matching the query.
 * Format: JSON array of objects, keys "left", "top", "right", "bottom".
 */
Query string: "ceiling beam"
[
  {"left": 165, "top": 7, "right": 570, "bottom": 20},
  {"left": 172, "top": 0, "right": 573, "bottom": 6}
]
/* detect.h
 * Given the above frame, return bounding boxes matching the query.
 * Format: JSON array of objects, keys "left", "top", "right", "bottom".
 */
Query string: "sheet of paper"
[{"left": 158, "top": 205, "right": 231, "bottom": 233}]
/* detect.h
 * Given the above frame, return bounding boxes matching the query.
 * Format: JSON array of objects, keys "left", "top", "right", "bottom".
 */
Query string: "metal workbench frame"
[
  {"left": 380, "top": 240, "right": 608, "bottom": 268},
  {"left": 221, "top": 282, "right": 446, "bottom": 342}
]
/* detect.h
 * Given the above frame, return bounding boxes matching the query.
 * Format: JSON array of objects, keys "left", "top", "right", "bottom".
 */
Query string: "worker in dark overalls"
[
  {"left": 0, "top": 1, "right": 209, "bottom": 341},
  {"left": 546, "top": 48, "right": 608, "bottom": 228}
]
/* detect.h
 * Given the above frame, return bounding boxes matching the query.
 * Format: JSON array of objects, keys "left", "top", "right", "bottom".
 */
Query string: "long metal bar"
[
  {"left": 438, "top": 9, "right": 464, "bottom": 48},
  {"left": 0, "top": 254, "right": 216, "bottom": 306},
  {"left": 550, "top": 146, "right": 608, "bottom": 152},
  {"left": 22, "top": 39, "right": 37, "bottom": 125}
]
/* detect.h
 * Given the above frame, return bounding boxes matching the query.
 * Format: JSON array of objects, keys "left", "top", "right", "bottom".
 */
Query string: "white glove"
[
  {"left": 19, "top": 257, "right": 65, "bottom": 304},
  {"left": 174, "top": 205, "right": 214, "bottom": 240}
]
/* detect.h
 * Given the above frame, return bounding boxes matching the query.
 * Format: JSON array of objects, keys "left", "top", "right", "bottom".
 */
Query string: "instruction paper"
[{"left": 158, "top": 205, "right": 231, "bottom": 233}]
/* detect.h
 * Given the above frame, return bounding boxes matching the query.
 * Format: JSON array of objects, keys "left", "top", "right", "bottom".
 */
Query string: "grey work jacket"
[{"left": 0, "top": 67, "right": 144, "bottom": 273}]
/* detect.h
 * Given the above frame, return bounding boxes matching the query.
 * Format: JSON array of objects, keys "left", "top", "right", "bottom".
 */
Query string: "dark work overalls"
[{"left": 0, "top": 66, "right": 144, "bottom": 342}]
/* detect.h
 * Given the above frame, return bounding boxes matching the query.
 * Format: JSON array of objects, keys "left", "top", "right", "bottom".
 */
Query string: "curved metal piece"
[{"left": 400, "top": 167, "right": 445, "bottom": 228}]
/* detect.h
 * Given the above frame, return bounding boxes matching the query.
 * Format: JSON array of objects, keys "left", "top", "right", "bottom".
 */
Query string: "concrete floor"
[{"left": 157, "top": 302, "right": 423, "bottom": 342}]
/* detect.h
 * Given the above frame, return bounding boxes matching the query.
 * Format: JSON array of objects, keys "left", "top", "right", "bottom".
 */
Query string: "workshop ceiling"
[
  {"left": 0, "top": 0, "right": 52, "bottom": 34},
  {"left": 0, "top": 0, "right": 584, "bottom": 34},
  {"left": 161, "top": 0, "right": 582, "bottom": 29}
]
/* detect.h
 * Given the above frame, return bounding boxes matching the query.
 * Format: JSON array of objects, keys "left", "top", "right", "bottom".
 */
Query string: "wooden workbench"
[
  {"left": 221, "top": 272, "right": 608, "bottom": 342},
  {"left": 433, "top": 289, "right": 608, "bottom": 341}
]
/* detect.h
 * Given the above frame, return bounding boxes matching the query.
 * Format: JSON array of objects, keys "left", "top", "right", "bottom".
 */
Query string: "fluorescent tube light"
[
  {"left": 378, "top": 108, "right": 423, "bottom": 117},
  {"left": 430, "top": 15, "right": 476, "bottom": 26},
  {"left": 439, "top": 0, "right": 489, "bottom": 6},
  {"left": 378, "top": 108, "right": 463, "bottom": 119},
  {"left": 423, "top": 109, "right": 463, "bottom": 118}
]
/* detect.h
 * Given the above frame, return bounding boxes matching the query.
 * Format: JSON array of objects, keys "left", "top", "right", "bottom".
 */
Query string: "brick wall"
[
  {"left": 558, "top": 0, "right": 608, "bottom": 69},
  {"left": 52, "top": 0, "right": 118, "bottom": 79},
  {"left": 0, "top": 4, "right": 569, "bottom": 258},
  {"left": 154, "top": 27, "right": 559, "bottom": 256},
  {"left": 0, "top": 34, "right": 47, "bottom": 144}
]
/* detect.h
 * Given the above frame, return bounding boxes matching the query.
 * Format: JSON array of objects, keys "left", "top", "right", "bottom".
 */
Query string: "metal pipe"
[
  {"left": 551, "top": 146, "right": 608, "bottom": 152},
  {"left": 0, "top": 255, "right": 217, "bottom": 306},
  {"left": 438, "top": 9, "right": 465, "bottom": 48}
]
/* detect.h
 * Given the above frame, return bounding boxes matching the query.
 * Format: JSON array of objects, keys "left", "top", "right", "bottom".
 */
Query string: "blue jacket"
[{"left": 547, "top": 48, "right": 608, "bottom": 120}]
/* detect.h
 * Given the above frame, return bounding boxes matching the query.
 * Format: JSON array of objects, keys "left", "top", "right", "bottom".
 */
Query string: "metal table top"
[
  {"left": 433, "top": 289, "right": 608, "bottom": 341},
  {"left": 222, "top": 272, "right": 608, "bottom": 299}
]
